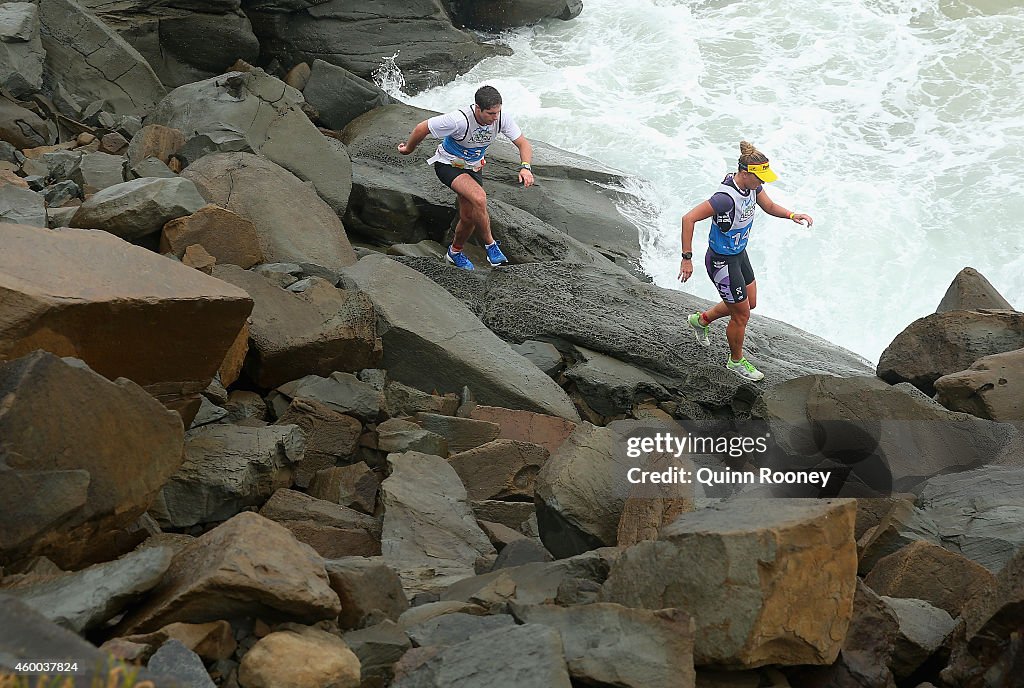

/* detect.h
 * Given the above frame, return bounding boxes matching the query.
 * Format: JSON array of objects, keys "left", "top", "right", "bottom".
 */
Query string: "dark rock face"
[
  {"left": 244, "top": 0, "right": 511, "bottom": 94},
  {"left": 448, "top": 0, "right": 583, "bottom": 31},
  {"left": 303, "top": 59, "right": 397, "bottom": 132}
]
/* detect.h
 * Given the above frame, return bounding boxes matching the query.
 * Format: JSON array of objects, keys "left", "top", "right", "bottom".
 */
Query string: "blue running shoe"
[
  {"left": 446, "top": 246, "right": 474, "bottom": 271},
  {"left": 485, "top": 241, "right": 509, "bottom": 267}
]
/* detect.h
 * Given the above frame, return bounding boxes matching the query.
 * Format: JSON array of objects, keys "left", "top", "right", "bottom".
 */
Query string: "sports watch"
[{"left": 681, "top": 251, "right": 693, "bottom": 260}]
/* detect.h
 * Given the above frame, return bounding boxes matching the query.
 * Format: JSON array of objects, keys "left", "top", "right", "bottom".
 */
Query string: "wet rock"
[
  {"left": 303, "top": 59, "right": 396, "bottom": 131},
  {"left": 448, "top": 0, "right": 583, "bottom": 31}
]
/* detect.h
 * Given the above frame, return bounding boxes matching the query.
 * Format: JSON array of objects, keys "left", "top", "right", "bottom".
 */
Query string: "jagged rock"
[
  {"left": 384, "top": 380, "right": 460, "bottom": 417},
  {"left": 183, "top": 152, "right": 356, "bottom": 271},
  {"left": 786, "top": 579, "right": 899, "bottom": 688},
  {"left": 855, "top": 495, "right": 917, "bottom": 540},
  {"left": 0, "top": 184, "right": 45, "bottom": 226},
  {"left": 79, "top": 0, "right": 259, "bottom": 88},
  {"left": 511, "top": 340, "right": 563, "bottom": 376},
  {"left": 882, "top": 597, "right": 956, "bottom": 679},
  {"left": 41, "top": 179, "right": 80, "bottom": 206},
  {"left": 72, "top": 151, "right": 126, "bottom": 194},
  {"left": 934, "top": 347, "right": 1024, "bottom": 424},
  {"left": 390, "top": 623, "right": 570, "bottom": 688},
  {"left": 160, "top": 205, "right": 262, "bottom": 268},
  {"left": 37, "top": 0, "right": 166, "bottom": 115},
  {"left": 511, "top": 603, "right": 694, "bottom": 688},
  {"left": 148, "top": 639, "right": 214, "bottom": 688},
  {"left": 936, "top": 267, "right": 1014, "bottom": 312},
  {"left": 341, "top": 103, "right": 640, "bottom": 265},
  {"left": 856, "top": 499, "right": 942, "bottom": 576},
  {"left": 342, "top": 620, "right": 411, "bottom": 686},
  {"left": 303, "top": 59, "right": 396, "bottom": 131},
  {"left": 117, "top": 512, "right": 341, "bottom": 634},
  {"left": 377, "top": 418, "right": 449, "bottom": 457},
  {"left": 5, "top": 546, "right": 173, "bottom": 634},
  {"left": 380, "top": 451, "right": 495, "bottom": 597},
  {"left": 864, "top": 541, "right": 996, "bottom": 617},
  {"left": 308, "top": 463, "right": 378, "bottom": 514},
  {"left": 471, "top": 501, "right": 535, "bottom": 532},
  {"left": 69, "top": 176, "right": 205, "bottom": 240},
  {"left": 600, "top": 499, "right": 858, "bottom": 668},
  {"left": 150, "top": 424, "right": 304, "bottom": 529},
  {"left": 275, "top": 398, "right": 363, "bottom": 487},
  {"left": 240, "top": 628, "right": 360, "bottom": 688},
  {"left": 259, "top": 488, "right": 380, "bottom": 559},
  {"left": 224, "top": 390, "right": 268, "bottom": 424},
  {"left": 326, "top": 557, "right": 409, "bottom": 630},
  {"left": 245, "top": 0, "right": 509, "bottom": 95},
  {"left": 150, "top": 70, "right": 353, "bottom": 217},
  {"left": 181, "top": 244, "right": 215, "bottom": 273},
  {"left": 917, "top": 466, "right": 1024, "bottom": 572},
  {"left": 477, "top": 521, "right": 526, "bottom": 550},
  {"left": 0, "top": 95, "right": 50, "bottom": 148},
  {"left": 413, "top": 413, "right": 500, "bottom": 454},
  {"left": 468, "top": 406, "right": 577, "bottom": 455},
  {"left": 213, "top": 266, "right": 381, "bottom": 388},
  {"left": 342, "top": 255, "right": 580, "bottom": 420},
  {"left": 535, "top": 423, "right": 635, "bottom": 558},
  {"left": 878, "top": 310, "right": 1024, "bottom": 395},
  {"left": 751, "top": 374, "right": 1019, "bottom": 493},
  {"left": 447, "top": 440, "right": 548, "bottom": 501},
  {"left": 281, "top": 371, "right": 386, "bottom": 422},
  {"left": 99, "top": 131, "right": 129, "bottom": 155},
  {"left": 448, "top": 0, "right": 582, "bottom": 30},
  {"left": 0, "top": 2, "right": 44, "bottom": 97},
  {"left": 0, "top": 351, "right": 184, "bottom": 569}
]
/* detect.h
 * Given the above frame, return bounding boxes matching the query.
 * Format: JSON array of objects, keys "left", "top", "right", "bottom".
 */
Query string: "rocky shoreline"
[{"left": 2, "top": 1, "right": 1023, "bottom": 687}]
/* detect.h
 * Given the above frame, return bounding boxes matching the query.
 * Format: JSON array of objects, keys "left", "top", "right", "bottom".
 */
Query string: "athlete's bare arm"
[
  {"left": 398, "top": 121, "right": 430, "bottom": 155},
  {"left": 756, "top": 190, "right": 813, "bottom": 226}
]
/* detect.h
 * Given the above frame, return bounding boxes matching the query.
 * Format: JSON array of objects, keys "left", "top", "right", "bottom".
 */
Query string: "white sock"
[{"left": 485, "top": 241, "right": 496, "bottom": 248}]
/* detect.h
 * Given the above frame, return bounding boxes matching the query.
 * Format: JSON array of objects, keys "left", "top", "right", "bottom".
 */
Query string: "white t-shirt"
[{"left": 426, "top": 105, "right": 523, "bottom": 170}]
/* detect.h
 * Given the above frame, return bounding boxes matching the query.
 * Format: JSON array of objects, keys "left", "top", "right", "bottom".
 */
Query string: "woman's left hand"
[
  {"left": 792, "top": 213, "right": 814, "bottom": 227},
  {"left": 519, "top": 168, "right": 535, "bottom": 188}
]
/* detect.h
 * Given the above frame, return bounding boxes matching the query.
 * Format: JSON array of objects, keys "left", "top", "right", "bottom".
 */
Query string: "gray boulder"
[
  {"left": 511, "top": 340, "right": 563, "bottom": 376},
  {"left": 877, "top": 309, "right": 1024, "bottom": 395},
  {"left": 377, "top": 418, "right": 449, "bottom": 457},
  {"left": 326, "top": 557, "right": 409, "bottom": 630},
  {"left": 448, "top": 0, "right": 583, "bottom": 31},
  {"left": 342, "top": 620, "right": 411, "bottom": 687},
  {"left": 303, "top": 59, "right": 396, "bottom": 131},
  {"left": 183, "top": 152, "right": 356, "bottom": 271},
  {"left": 79, "top": 0, "right": 259, "bottom": 88},
  {"left": 565, "top": 345, "right": 671, "bottom": 418},
  {"left": 282, "top": 371, "right": 385, "bottom": 422},
  {"left": 244, "top": 0, "right": 510, "bottom": 94},
  {"left": 0, "top": 95, "right": 50, "bottom": 148},
  {"left": 147, "top": 639, "right": 215, "bottom": 688},
  {"left": 341, "top": 103, "right": 642, "bottom": 267},
  {"left": 37, "top": 0, "right": 166, "bottom": 115},
  {"left": 936, "top": 267, "right": 1014, "bottom": 312},
  {"left": 72, "top": 151, "right": 127, "bottom": 194},
  {"left": 148, "top": 70, "right": 353, "bottom": 216},
  {"left": 150, "top": 423, "right": 305, "bottom": 528},
  {"left": 0, "top": 184, "right": 45, "bottom": 226},
  {"left": 881, "top": 597, "right": 956, "bottom": 680},
  {"left": 0, "top": 2, "right": 44, "bottom": 97},
  {"left": 380, "top": 451, "right": 496, "bottom": 597},
  {"left": 7, "top": 546, "right": 173, "bottom": 634},
  {"left": 69, "top": 176, "right": 206, "bottom": 240},
  {"left": 341, "top": 255, "right": 580, "bottom": 420},
  {"left": 405, "top": 612, "right": 515, "bottom": 648}
]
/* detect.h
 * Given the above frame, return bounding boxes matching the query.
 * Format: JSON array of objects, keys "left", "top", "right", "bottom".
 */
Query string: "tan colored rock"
[
  {"left": 259, "top": 489, "right": 381, "bottom": 559},
  {"left": 936, "top": 267, "right": 1013, "bottom": 312},
  {"left": 864, "top": 540, "right": 996, "bottom": 616},
  {"left": 285, "top": 62, "right": 312, "bottom": 91},
  {"left": 127, "top": 125, "right": 185, "bottom": 167},
  {"left": 161, "top": 205, "right": 262, "bottom": 269},
  {"left": 76, "top": 133, "right": 96, "bottom": 146},
  {"left": 0, "top": 224, "right": 252, "bottom": 424},
  {"left": 100, "top": 132, "right": 129, "bottom": 155},
  {"left": 181, "top": 243, "right": 216, "bottom": 273},
  {"left": 616, "top": 452, "right": 695, "bottom": 548},
  {"left": 275, "top": 398, "right": 363, "bottom": 488},
  {"left": 447, "top": 439, "right": 549, "bottom": 501},
  {"left": 117, "top": 621, "right": 236, "bottom": 662},
  {"left": 308, "top": 463, "right": 379, "bottom": 514},
  {"left": 468, "top": 405, "right": 578, "bottom": 455},
  {"left": 21, "top": 142, "right": 77, "bottom": 159},
  {"left": 117, "top": 512, "right": 341, "bottom": 634},
  {"left": 601, "top": 499, "right": 858, "bottom": 668},
  {"left": 0, "top": 169, "right": 28, "bottom": 188},
  {"left": 240, "top": 628, "right": 360, "bottom": 688},
  {"left": 0, "top": 351, "right": 184, "bottom": 569},
  {"left": 218, "top": 321, "right": 249, "bottom": 389},
  {"left": 934, "top": 347, "right": 1024, "bottom": 423},
  {"left": 213, "top": 265, "right": 381, "bottom": 388}
]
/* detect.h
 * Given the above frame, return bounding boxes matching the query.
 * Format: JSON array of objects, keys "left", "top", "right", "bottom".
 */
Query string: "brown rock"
[
  {"left": 0, "top": 351, "right": 184, "bottom": 569},
  {"left": 239, "top": 628, "right": 360, "bottom": 688},
  {"left": 213, "top": 265, "right": 381, "bottom": 388},
  {"left": 181, "top": 243, "right": 216, "bottom": 273},
  {"left": 100, "top": 132, "right": 129, "bottom": 155},
  {"left": 616, "top": 452, "right": 694, "bottom": 548},
  {"left": 864, "top": 540, "right": 996, "bottom": 616},
  {"left": 116, "top": 512, "right": 341, "bottom": 634},
  {"left": 260, "top": 488, "right": 382, "bottom": 559},
  {"left": 447, "top": 439, "right": 549, "bottom": 501},
  {"left": 20, "top": 142, "right": 76, "bottom": 159},
  {"left": 308, "top": 463, "right": 379, "bottom": 514},
  {"left": 285, "top": 62, "right": 312, "bottom": 91},
  {"left": 218, "top": 321, "right": 249, "bottom": 389},
  {"left": 936, "top": 267, "right": 1014, "bottom": 312},
  {"left": 469, "top": 405, "right": 577, "bottom": 454},
  {"left": 76, "top": 133, "right": 96, "bottom": 146},
  {"left": 326, "top": 557, "right": 410, "bottom": 630},
  {"left": 0, "top": 169, "right": 28, "bottom": 188},
  {"left": 161, "top": 205, "right": 263, "bottom": 269},
  {"left": 275, "top": 398, "right": 363, "bottom": 488},
  {"left": 0, "top": 224, "right": 252, "bottom": 425},
  {"left": 117, "top": 621, "right": 236, "bottom": 663},
  {"left": 934, "top": 347, "right": 1024, "bottom": 423},
  {"left": 477, "top": 521, "right": 527, "bottom": 549},
  {"left": 414, "top": 413, "right": 500, "bottom": 454},
  {"left": 126, "top": 124, "right": 185, "bottom": 167}
]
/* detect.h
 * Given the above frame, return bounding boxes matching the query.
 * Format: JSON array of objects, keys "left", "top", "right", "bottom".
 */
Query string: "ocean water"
[{"left": 392, "top": 0, "right": 1024, "bottom": 364}]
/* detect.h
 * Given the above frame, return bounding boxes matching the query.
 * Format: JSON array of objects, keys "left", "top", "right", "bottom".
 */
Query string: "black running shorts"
[
  {"left": 434, "top": 163, "right": 483, "bottom": 191},
  {"left": 705, "top": 248, "right": 755, "bottom": 304}
]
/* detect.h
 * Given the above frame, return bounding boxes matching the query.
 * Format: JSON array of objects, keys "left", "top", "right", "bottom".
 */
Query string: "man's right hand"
[{"left": 398, "top": 142, "right": 413, "bottom": 155}]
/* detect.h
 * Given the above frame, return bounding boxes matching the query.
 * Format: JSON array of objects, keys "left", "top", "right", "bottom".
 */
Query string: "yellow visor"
[{"left": 743, "top": 161, "right": 778, "bottom": 183}]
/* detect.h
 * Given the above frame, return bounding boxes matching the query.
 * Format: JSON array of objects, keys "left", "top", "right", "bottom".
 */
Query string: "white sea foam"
[{"left": 399, "top": 0, "right": 1024, "bottom": 362}]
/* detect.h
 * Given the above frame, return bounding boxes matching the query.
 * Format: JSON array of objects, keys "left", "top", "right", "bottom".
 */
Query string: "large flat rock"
[
  {"left": 0, "top": 224, "right": 253, "bottom": 423},
  {"left": 342, "top": 255, "right": 579, "bottom": 420}
]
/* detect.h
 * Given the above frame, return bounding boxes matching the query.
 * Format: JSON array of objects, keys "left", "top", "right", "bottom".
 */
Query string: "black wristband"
[{"left": 681, "top": 251, "right": 693, "bottom": 260}]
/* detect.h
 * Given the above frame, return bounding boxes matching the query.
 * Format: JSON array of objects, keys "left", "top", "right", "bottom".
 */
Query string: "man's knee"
[{"left": 729, "top": 305, "right": 750, "bottom": 326}]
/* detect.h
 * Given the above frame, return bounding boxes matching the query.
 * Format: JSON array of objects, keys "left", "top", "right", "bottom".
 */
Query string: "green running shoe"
[
  {"left": 727, "top": 357, "right": 764, "bottom": 382},
  {"left": 688, "top": 313, "right": 710, "bottom": 346}
]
